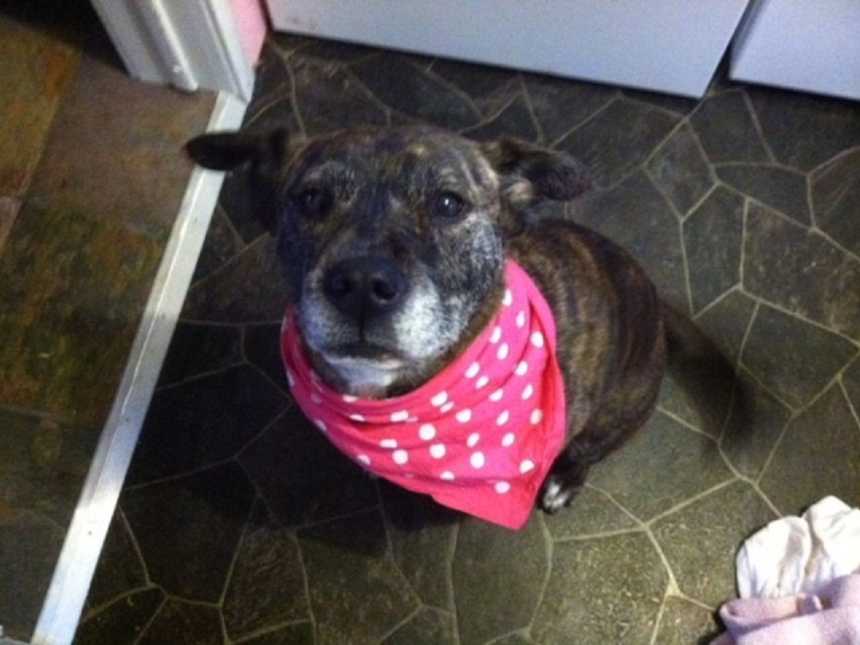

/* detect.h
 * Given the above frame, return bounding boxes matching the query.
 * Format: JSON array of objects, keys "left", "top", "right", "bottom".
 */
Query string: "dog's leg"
[{"left": 539, "top": 450, "right": 589, "bottom": 513}]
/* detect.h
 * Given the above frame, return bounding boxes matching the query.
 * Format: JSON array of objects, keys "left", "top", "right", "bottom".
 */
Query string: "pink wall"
[{"left": 230, "top": 0, "right": 268, "bottom": 65}]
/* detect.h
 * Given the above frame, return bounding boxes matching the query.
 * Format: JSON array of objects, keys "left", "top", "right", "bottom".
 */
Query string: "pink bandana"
[{"left": 281, "top": 260, "right": 566, "bottom": 529}]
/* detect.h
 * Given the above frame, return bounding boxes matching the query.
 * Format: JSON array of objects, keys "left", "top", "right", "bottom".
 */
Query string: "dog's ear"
[
  {"left": 480, "top": 138, "right": 591, "bottom": 205},
  {"left": 185, "top": 128, "right": 289, "bottom": 171}
]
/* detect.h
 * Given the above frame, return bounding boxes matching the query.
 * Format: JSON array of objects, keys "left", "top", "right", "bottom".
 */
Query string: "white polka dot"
[
  {"left": 357, "top": 454, "right": 370, "bottom": 465},
  {"left": 467, "top": 432, "right": 480, "bottom": 447},
  {"left": 516, "top": 310, "right": 526, "bottom": 327},
  {"left": 490, "top": 388, "right": 504, "bottom": 402},
  {"left": 430, "top": 443, "right": 446, "bottom": 459},
  {"left": 531, "top": 331, "right": 545, "bottom": 348},
  {"left": 285, "top": 370, "right": 295, "bottom": 387},
  {"left": 470, "top": 451, "right": 486, "bottom": 469},
  {"left": 522, "top": 383, "right": 534, "bottom": 400},
  {"left": 380, "top": 438, "right": 397, "bottom": 449},
  {"left": 349, "top": 413, "right": 366, "bottom": 422},
  {"left": 456, "top": 409, "right": 472, "bottom": 423},
  {"left": 419, "top": 424, "right": 436, "bottom": 440},
  {"left": 530, "top": 409, "right": 544, "bottom": 425},
  {"left": 515, "top": 360, "right": 528, "bottom": 376},
  {"left": 440, "top": 401, "right": 455, "bottom": 413},
  {"left": 465, "top": 362, "right": 480, "bottom": 378},
  {"left": 391, "top": 410, "right": 409, "bottom": 422},
  {"left": 392, "top": 449, "right": 408, "bottom": 465},
  {"left": 490, "top": 326, "right": 502, "bottom": 344},
  {"left": 502, "top": 432, "right": 515, "bottom": 447},
  {"left": 503, "top": 288, "right": 513, "bottom": 306},
  {"left": 440, "top": 471, "right": 455, "bottom": 481},
  {"left": 495, "top": 481, "right": 511, "bottom": 494},
  {"left": 311, "top": 393, "right": 322, "bottom": 404},
  {"left": 342, "top": 394, "right": 358, "bottom": 402},
  {"left": 497, "top": 343, "right": 509, "bottom": 360},
  {"left": 314, "top": 419, "right": 327, "bottom": 432},
  {"left": 431, "top": 391, "right": 448, "bottom": 407},
  {"left": 475, "top": 375, "right": 489, "bottom": 389},
  {"left": 520, "top": 459, "right": 535, "bottom": 474},
  {"left": 496, "top": 410, "right": 510, "bottom": 426}
]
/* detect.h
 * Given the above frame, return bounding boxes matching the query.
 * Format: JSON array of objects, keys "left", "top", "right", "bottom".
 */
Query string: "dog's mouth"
[{"left": 323, "top": 342, "right": 404, "bottom": 365}]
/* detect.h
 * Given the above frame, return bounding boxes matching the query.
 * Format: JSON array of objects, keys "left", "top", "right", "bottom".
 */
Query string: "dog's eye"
[
  {"left": 293, "top": 187, "right": 332, "bottom": 216},
  {"left": 433, "top": 191, "right": 468, "bottom": 220}
]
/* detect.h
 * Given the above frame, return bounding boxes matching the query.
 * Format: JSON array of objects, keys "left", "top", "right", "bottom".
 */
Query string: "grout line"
[
  {"left": 692, "top": 284, "right": 742, "bottom": 322},
  {"left": 548, "top": 93, "right": 620, "bottom": 149},
  {"left": 80, "top": 584, "right": 157, "bottom": 623},
  {"left": 640, "top": 116, "right": 689, "bottom": 169},
  {"left": 122, "top": 455, "right": 239, "bottom": 494},
  {"left": 808, "top": 144, "right": 860, "bottom": 178},
  {"left": 459, "top": 94, "right": 520, "bottom": 135},
  {"left": 584, "top": 483, "right": 644, "bottom": 526},
  {"left": 377, "top": 604, "right": 424, "bottom": 642},
  {"left": 292, "top": 504, "right": 383, "bottom": 534},
  {"left": 527, "top": 513, "right": 554, "bottom": 632},
  {"left": 518, "top": 74, "right": 546, "bottom": 144},
  {"left": 131, "top": 593, "right": 167, "bottom": 645},
  {"left": 683, "top": 182, "right": 719, "bottom": 221},
  {"left": 655, "top": 406, "right": 717, "bottom": 441},
  {"left": 217, "top": 497, "right": 257, "bottom": 608},
  {"left": 678, "top": 214, "right": 695, "bottom": 316},
  {"left": 373, "top": 480, "right": 424, "bottom": 609},
  {"left": 669, "top": 590, "right": 717, "bottom": 613},
  {"left": 552, "top": 526, "right": 644, "bottom": 543},
  {"left": 290, "top": 527, "right": 317, "bottom": 638},
  {"left": 645, "top": 478, "right": 737, "bottom": 527},
  {"left": 154, "top": 360, "right": 247, "bottom": 394},
  {"left": 735, "top": 299, "right": 760, "bottom": 368},
  {"left": 447, "top": 522, "right": 461, "bottom": 644},
  {"left": 232, "top": 618, "right": 315, "bottom": 644},
  {"left": 648, "top": 586, "right": 670, "bottom": 645},
  {"left": 738, "top": 197, "right": 749, "bottom": 292},
  {"left": 811, "top": 225, "right": 860, "bottom": 265},
  {"left": 118, "top": 506, "right": 152, "bottom": 586},
  {"left": 644, "top": 529, "right": 681, "bottom": 596},
  {"left": 283, "top": 61, "right": 306, "bottom": 138},
  {"left": 734, "top": 356, "right": 798, "bottom": 412},
  {"left": 740, "top": 89, "right": 778, "bottom": 164}
]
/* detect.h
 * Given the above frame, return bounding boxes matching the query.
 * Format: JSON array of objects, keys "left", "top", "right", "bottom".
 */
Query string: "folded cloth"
[{"left": 712, "top": 574, "right": 860, "bottom": 645}]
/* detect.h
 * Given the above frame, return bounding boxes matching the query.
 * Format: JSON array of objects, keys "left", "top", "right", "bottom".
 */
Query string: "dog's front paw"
[{"left": 539, "top": 475, "right": 581, "bottom": 514}]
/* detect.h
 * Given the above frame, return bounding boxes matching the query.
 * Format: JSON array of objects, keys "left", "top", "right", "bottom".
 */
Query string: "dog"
[{"left": 185, "top": 125, "right": 670, "bottom": 521}]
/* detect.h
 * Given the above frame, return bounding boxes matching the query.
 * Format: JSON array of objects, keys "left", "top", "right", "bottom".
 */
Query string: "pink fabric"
[
  {"left": 281, "top": 260, "right": 567, "bottom": 530},
  {"left": 712, "top": 574, "right": 860, "bottom": 645},
  {"left": 230, "top": 0, "right": 267, "bottom": 65}
]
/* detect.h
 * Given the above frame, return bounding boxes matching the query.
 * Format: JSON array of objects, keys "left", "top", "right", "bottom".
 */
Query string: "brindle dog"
[{"left": 186, "top": 126, "right": 670, "bottom": 513}]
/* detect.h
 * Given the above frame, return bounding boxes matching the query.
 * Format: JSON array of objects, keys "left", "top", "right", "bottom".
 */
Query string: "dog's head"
[{"left": 186, "top": 126, "right": 589, "bottom": 397}]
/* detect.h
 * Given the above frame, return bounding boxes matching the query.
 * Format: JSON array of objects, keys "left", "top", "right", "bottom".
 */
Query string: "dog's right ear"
[{"left": 184, "top": 128, "right": 289, "bottom": 171}]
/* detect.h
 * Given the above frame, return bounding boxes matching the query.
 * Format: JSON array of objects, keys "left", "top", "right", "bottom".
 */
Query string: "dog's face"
[{"left": 187, "top": 126, "right": 589, "bottom": 397}]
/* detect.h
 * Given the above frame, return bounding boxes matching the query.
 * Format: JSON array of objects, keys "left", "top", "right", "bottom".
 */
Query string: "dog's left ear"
[
  {"left": 185, "top": 128, "right": 289, "bottom": 171},
  {"left": 480, "top": 138, "right": 591, "bottom": 206}
]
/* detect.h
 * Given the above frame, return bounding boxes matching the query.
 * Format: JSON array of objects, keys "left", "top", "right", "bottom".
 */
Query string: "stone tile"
[
  {"left": 122, "top": 462, "right": 255, "bottom": 602},
  {"left": 621, "top": 89, "right": 699, "bottom": 117},
  {"left": 811, "top": 148, "right": 860, "bottom": 256},
  {"left": 588, "top": 411, "right": 733, "bottom": 521},
  {"left": 543, "top": 486, "right": 638, "bottom": 540},
  {"left": 655, "top": 597, "right": 721, "bottom": 645},
  {"left": 684, "top": 186, "right": 744, "bottom": 313},
  {"left": 0, "top": 195, "right": 21, "bottom": 255},
  {"left": 570, "top": 171, "right": 689, "bottom": 312},
  {"left": 191, "top": 206, "right": 246, "bottom": 283},
  {"left": 453, "top": 516, "right": 548, "bottom": 644},
  {"left": 690, "top": 91, "right": 769, "bottom": 164},
  {"left": 296, "top": 37, "right": 378, "bottom": 65},
  {"left": 760, "top": 384, "right": 860, "bottom": 514},
  {"left": 0, "top": 511, "right": 64, "bottom": 641},
  {"left": 379, "top": 480, "right": 459, "bottom": 610},
  {"left": 721, "top": 368, "right": 793, "bottom": 480},
  {"left": 429, "top": 58, "right": 520, "bottom": 116},
  {"left": 843, "top": 358, "right": 860, "bottom": 415},
  {"left": 222, "top": 501, "right": 309, "bottom": 641},
  {"left": 744, "top": 202, "right": 860, "bottom": 340},
  {"left": 249, "top": 42, "right": 291, "bottom": 105},
  {"left": 85, "top": 510, "right": 147, "bottom": 611},
  {"left": 297, "top": 509, "right": 419, "bottom": 642},
  {"left": 156, "top": 322, "right": 243, "bottom": 388},
  {"left": 239, "top": 406, "right": 378, "bottom": 527},
  {"left": 532, "top": 532, "right": 667, "bottom": 645},
  {"left": 236, "top": 622, "right": 314, "bottom": 645},
  {"left": 522, "top": 74, "right": 616, "bottom": 143},
  {"left": 137, "top": 598, "right": 223, "bottom": 645},
  {"left": 748, "top": 88, "right": 860, "bottom": 171},
  {"left": 557, "top": 98, "right": 678, "bottom": 189},
  {"left": 646, "top": 123, "right": 714, "bottom": 215},
  {"left": 716, "top": 164, "right": 809, "bottom": 225},
  {"left": 740, "top": 303, "right": 857, "bottom": 409},
  {"left": 243, "top": 323, "right": 290, "bottom": 393},
  {"left": 492, "top": 634, "right": 535, "bottom": 645},
  {"left": 75, "top": 588, "right": 165, "bottom": 645},
  {"left": 693, "top": 289, "right": 758, "bottom": 365},
  {"left": 128, "top": 365, "right": 286, "bottom": 485},
  {"left": 350, "top": 55, "right": 480, "bottom": 130},
  {"left": 270, "top": 32, "right": 314, "bottom": 57},
  {"left": 382, "top": 607, "right": 456, "bottom": 645},
  {"left": 462, "top": 95, "right": 539, "bottom": 143},
  {"left": 183, "top": 235, "right": 291, "bottom": 324},
  {"left": 652, "top": 481, "right": 776, "bottom": 606}
]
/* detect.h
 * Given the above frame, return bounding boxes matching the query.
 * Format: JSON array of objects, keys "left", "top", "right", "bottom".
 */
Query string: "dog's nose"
[{"left": 323, "top": 257, "right": 408, "bottom": 319}]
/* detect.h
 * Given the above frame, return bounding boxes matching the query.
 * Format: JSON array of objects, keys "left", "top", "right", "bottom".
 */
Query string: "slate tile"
[
  {"left": 75, "top": 588, "right": 165, "bottom": 645},
  {"left": 156, "top": 322, "right": 243, "bottom": 388},
  {"left": 532, "top": 532, "right": 667, "bottom": 645},
  {"left": 646, "top": 123, "right": 714, "bottom": 215},
  {"left": 235, "top": 622, "right": 315, "bottom": 645},
  {"left": 522, "top": 74, "right": 616, "bottom": 143},
  {"left": 191, "top": 206, "right": 246, "bottom": 283},
  {"left": 743, "top": 202, "right": 860, "bottom": 340},
  {"left": 684, "top": 186, "right": 744, "bottom": 313},
  {"left": 690, "top": 91, "right": 769, "bottom": 164},
  {"left": 843, "top": 358, "right": 860, "bottom": 415},
  {"left": 0, "top": 195, "right": 19, "bottom": 255},
  {"left": 557, "top": 99, "right": 678, "bottom": 188},
  {"left": 543, "top": 486, "right": 638, "bottom": 540},
  {"left": 811, "top": 148, "right": 860, "bottom": 257},
  {"left": 760, "top": 384, "right": 860, "bottom": 514},
  {"left": 740, "top": 303, "right": 857, "bottom": 409},
  {"left": 716, "top": 164, "right": 809, "bottom": 225},
  {"left": 655, "top": 597, "right": 722, "bottom": 645},
  {"left": 693, "top": 289, "right": 757, "bottom": 365},
  {"left": 462, "top": 95, "right": 539, "bottom": 143},
  {"left": 492, "top": 634, "right": 536, "bottom": 645},
  {"left": 244, "top": 323, "right": 290, "bottom": 393},
  {"left": 85, "top": 510, "right": 147, "bottom": 612},
  {"left": 429, "top": 58, "right": 520, "bottom": 116},
  {"left": 621, "top": 88, "right": 699, "bottom": 117},
  {"left": 382, "top": 607, "right": 456, "bottom": 645},
  {"left": 122, "top": 462, "right": 255, "bottom": 602},
  {"left": 249, "top": 42, "right": 292, "bottom": 106},
  {"left": 452, "top": 515, "right": 548, "bottom": 645},
  {"left": 128, "top": 365, "right": 286, "bottom": 485},
  {"left": 298, "top": 509, "right": 418, "bottom": 642},
  {"left": 297, "top": 37, "right": 379, "bottom": 65},
  {"left": 137, "top": 598, "right": 223, "bottom": 645}
]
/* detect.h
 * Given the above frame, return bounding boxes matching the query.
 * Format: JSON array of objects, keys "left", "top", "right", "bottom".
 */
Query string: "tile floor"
[{"left": 76, "top": 35, "right": 860, "bottom": 645}]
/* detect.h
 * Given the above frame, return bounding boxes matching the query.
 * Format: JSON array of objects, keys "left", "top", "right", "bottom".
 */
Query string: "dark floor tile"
[
  {"left": 244, "top": 323, "right": 290, "bottom": 393},
  {"left": 216, "top": 170, "right": 272, "bottom": 247},
  {"left": 222, "top": 501, "right": 309, "bottom": 641},
  {"left": 522, "top": 74, "right": 616, "bottom": 143},
  {"left": 716, "top": 164, "right": 809, "bottom": 225},
  {"left": 690, "top": 91, "right": 769, "bottom": 164},
  {"left": 350, "top": 55, "right": 480, "bottom": 130},
  {"left": 684, "top": 186, "right": 744, "bottom": 313},
  {"left": 75, "top": 587, "right": 165, "bottom": 645},
  {"left": 621, "top": 88, "right": 699, "bottom": 117},
  {"left": 245, "top": 42, "right": 292, "bottom": 115},
  {"left": 85, "top": 510, "right": 147, "bottom": 612},
  {"left": 646, "top": 123, "right": 714, "bottom": 215},
  {"left": 191, "top": 206, "right": 247, "bottom": 283},
  {"left": 760, "top": 383, "right": 860, "bottom": 514},
  {"left": 0, "top": 195, "right": 19, "bottom": 254},
  {"left": 296, "top": 37, "right": 378, "bottom": 65},
  {"left": 492, "top": 634, "right": 535, "bottom": 645},
  {"left": 557, "top": 98, "right": 678, "bottom": 189},
  {"left": 429, "top": 58, "right": 520, "bottom": 116},
  {"left": 462, "top": 95, "right": 539, "bottom": 143},
  {"left": 532, "top": 532, "right": 667, "bottom": 645},
  {"left": 748, "top": 88, "right": 860, "bottom": 171},
  {"left": 744, "top": 202, "right": 860, "bottom": 340},
  {"left": 843, "top": 358, "right": 860, "bottom": 414},
  {"left": 382, "top": 607, "right": 456, "bottom": 645},
  {"left": 236, "top": 622, "right": 314, "bottom": 645},
  {"left": 543, "top": 486, "right": 638, "bottom": 540},
  {"left": 693, "top": 289, "right": 758, "bottom": 365},
  {"left": 156, "top": 322, "right": 243, "bottom": 388},
  {"left": 239, "top": 406, "right": 378, "bottom": 527},
  {"left": 452, "top": 515, "right": 548, "bottom": 645},
  {"left": 655, "top": 597, "right": 721, "bottom": 645},
  {"left": 122, "top": 462, "right": 255, "bottom": 603},
  {"left": 652, "top": 481, "right": 775, "bottom": 607},
  {"left": 129, "top": 365, "right": 286, "bottom": 485},
  {"left": 811, "top": 148, "right": 860, "bottom": 257},
  {"left": 588, "top": 412, "right": 733, "bottom": 521},
  {"left": 137, "top": 598, "right": 223, "bottom": 645},
  {"left": 269, "top": 32, "right": 313, "bottom": 57},
  {"left": 740, "top": 303, "right": 857, "bottom": 409},
  {"left": 570, "top": 171, "right": 689, "bottom": 312},
  {"left": 298, "top": 509, "right": 418, "bottom": 643}
]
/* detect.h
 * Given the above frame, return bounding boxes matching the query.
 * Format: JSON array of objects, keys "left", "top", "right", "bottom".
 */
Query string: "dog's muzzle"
[{"left": 322, "top": 256, "right": 409, "bottom": 322}]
